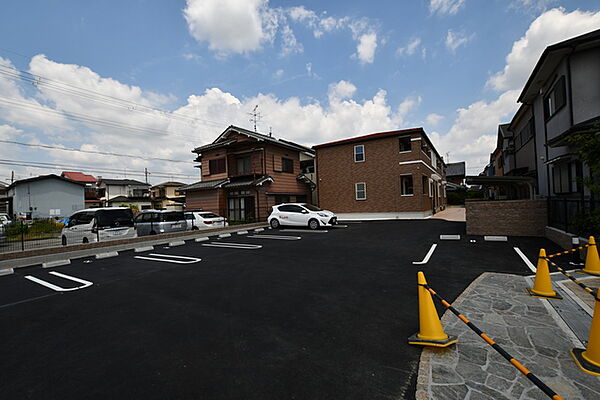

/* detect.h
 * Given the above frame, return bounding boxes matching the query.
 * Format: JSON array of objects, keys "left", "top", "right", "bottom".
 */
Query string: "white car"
[
  {"left": 185, "top": 211, "right": 228, "bottom": 230},
  {"left": 0, "top": 213, "right": 10, "bottom": 226},
  {"left": 268, "top": 203, "right": 337, "bottom": 230},
  {"left": 61, "top": 207, "right": 136, "bottom": 245}
]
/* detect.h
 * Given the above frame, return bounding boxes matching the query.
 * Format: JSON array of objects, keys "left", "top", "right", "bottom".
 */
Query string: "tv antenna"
[{"left": 248, "top": 105, "right": 262, "bottom": 132}]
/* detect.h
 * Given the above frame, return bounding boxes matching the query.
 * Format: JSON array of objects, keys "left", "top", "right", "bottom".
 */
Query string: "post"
[
  {"left": 20, "top": 220, "right": 24, "bottom": 251},
  {"left": 570, "top": 236, "right": 582, "bottom": 266}
]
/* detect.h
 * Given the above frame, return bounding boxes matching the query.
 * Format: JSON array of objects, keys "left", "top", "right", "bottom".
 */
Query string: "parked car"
[
  {"left": 0, "top": 213, "right": 11, "bottom": 225},
  {"left": 185, "top": 211, "right": 228, "bottom": 230},
  {"left": 268, "top": 203, "right": 337, "bottom": 230},
  {"left": 61, "top": 207, "right": 136, "bottom": 245},
  {"left": 134, "top": 210, "right": 187, "bottom": 236}
]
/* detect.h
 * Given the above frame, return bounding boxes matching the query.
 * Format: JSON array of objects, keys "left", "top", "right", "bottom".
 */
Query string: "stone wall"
[{"left": 466, "top": 199, "right": 547, "bottom": 236}]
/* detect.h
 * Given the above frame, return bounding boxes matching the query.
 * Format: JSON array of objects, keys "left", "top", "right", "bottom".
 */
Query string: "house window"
[
  {"left": 237, "top": 157, "right": 252, "bottom": 175},
  {"left": 552, "top": 161, "right": 581, "bottom": 195},
  {"left": 274, "top": 195, "right": 290, "bottom": 204},
  {"left": 544, "top": 76, "right": 566, "bottom": 120},
  {"left": 355, "top": 182, "right": 366, "bottom": 200},
  {"left": 421, "top": 142, "right": 430, "bottom": 158},
  {"left": 399, "top": 137, "right": 412, "bottom": 152},
  {"left": 354, "top": 145, "right": 365, "bottom": 162},
  {"left": 209, "top": 158, "right": 226, "bottom": 174},
  {"left": 401, "top": 175, "right": 414, "bottom": 196},
  {"left": 422, "top": 176, "right": 429, "bottom": 196},
  {"left": 282, "top": 158, "right": 294, "bottom": 173},
  {"left": 515, "top": 119, "right": 534, "bottom": 150}
]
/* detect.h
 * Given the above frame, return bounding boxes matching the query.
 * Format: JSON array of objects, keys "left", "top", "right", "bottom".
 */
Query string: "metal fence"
[
  {"left": 547, "top": 197, "right": 600, "bottom": 237},
  {"left": 0, "top": 220, "right": 64, "bottom": 254}
]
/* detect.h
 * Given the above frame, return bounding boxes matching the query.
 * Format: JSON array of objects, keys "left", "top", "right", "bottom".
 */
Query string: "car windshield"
[
  {"left": 96, "top": 209, "right": 134, "bottom": 228},
  {"left": 199, "top": 213, "right": 219, "bottom": 218},
  {"left": 160, "top": 212, "right": 185, "bottom": 222},
  {"left": 302, "top": 204, "right": 322, "bottom": 212}
]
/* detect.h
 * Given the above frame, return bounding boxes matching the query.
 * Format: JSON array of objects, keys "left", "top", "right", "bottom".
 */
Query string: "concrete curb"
[
  {"left": 95, "top": 251, "right": 119, "bottom": 259},
  {"left": 439, "top": 234, "right": 460, "bottom": 240},
  {"left": 42, "top": 259, "right": 71, "bottom": 269},
  {"left": 169, "top": 240, "right": 186, "bottom": 247},
  {"left": 218, "top": 233, "right": 231, "bottom": 238},
  {"left": 237, "top": 231, "right": 248, "bottom": 235},
  {"left": 194, "top": 237, "right": 209, "bottom": 242},
  {"left": 254, "top": 228, "right": 264, "bottom": 232},
  {"left": 484, "top": 235, "right": 508, "bottom": 242},
  {"left": 134, "top": 246, "right": 154, "bottom": 253},
  {"left": 0, "top": 268, "right": 14, "bottom": 276}
]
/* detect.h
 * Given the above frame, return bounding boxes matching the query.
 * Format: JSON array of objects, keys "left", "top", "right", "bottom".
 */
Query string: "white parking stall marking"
[
  {"left": 332, "top": 225, "right": 348, "bottom": 228},
  {"left": 412, "top": 244, "right": 438, "bottom": 265},
  {"left": 280, "top": 229, "right": 328, "bottom": 233},
  {"left": 201, "top": 242, "right": 262, "bottom": 250},
  {"left": 248, "top": 235, "right": 301, "bottom": 240},
  {"left": 514, "top": 247, "right": 536, "bottom": 273},
  {"left": 24, "top": 272, "right": 93, "bottom": 292},
  {"left": 134, "top": 253, "right": 202, "bottom": 264}
]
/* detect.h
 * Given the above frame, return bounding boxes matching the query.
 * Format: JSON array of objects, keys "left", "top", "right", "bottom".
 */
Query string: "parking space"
[{"left": 0, "top": 220, "right": 562, "bottom": 400}]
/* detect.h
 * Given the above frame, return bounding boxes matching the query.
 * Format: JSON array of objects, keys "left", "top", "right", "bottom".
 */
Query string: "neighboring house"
[
  {"left": 0, "top": 180, "right": 8, "bottom": 214},
  {"left": 106, "top": 195, "right": 153, "bottom": 210},
  {"left": 179, "top": 125, "right": 315, "bottom": 222},
  {"left": 61, "top": 171, "right": 101, "bottom": 209},
  {"left": 150, "top": 181, "right": 186, "bottom": 210},
  {"left": 445, "top": 162, "right": 466, "bottom": 188},
  {"left": 6, "top": 174, "right": 85, "bottom": 219},
  {"left": 97, "top": 178, "right": 151, "bottom": 207},
  {"left": 313, "top": 128, "right": 447, "bottom": 219}
]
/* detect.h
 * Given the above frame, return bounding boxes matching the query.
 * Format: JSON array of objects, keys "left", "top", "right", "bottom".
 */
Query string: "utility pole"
[
  {"left": 145, "top": 168, "right": 148, "bottom": 184},
  {"left": 248, "top": 105, "right": 262, "bottom": 132},
  {"left": 446, "top": 152, "right": 450, "bottom": 163},
  {"left": 11, "top": 170, "right": 14, "bottom": 184}
]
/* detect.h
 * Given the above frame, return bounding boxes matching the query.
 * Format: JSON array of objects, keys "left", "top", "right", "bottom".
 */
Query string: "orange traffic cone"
[
  {"left": 527, "top": 249, "right": 562, "bottom": 299},
  {"left": 582, "top": 236, "right": 600, "bottom": 276},
  {"left": 571, "top": 295, "right": 600, "bottom": 376},
  {"left": 408, "top": 271, "right": 457, "bottom": 347}
]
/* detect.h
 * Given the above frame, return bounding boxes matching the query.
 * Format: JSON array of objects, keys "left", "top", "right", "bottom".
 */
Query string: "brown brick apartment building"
[
  {"left": 179, "top": 126, "right": 315, "bottom": 222},
  {"left": 313, "top": 128, "right": 447, "bottom": 219}
]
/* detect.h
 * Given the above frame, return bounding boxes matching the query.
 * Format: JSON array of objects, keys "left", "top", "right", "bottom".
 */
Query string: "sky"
[{"left": 0, "top": 0, "right": 599, "bottom": 185}]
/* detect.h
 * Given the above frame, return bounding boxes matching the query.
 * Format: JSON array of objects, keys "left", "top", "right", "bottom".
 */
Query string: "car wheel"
[
  {"left": 82, "top": 237, "right": 89, "bottom": 244},
  {"left": 308, "top": 219, "right": 319, "bottom": 230},
  {"left": 61, "top": 236, "right": 67, "bottom": 246},
  {"left": 270, "top": 219, "right": 280, "bottom": 229}
]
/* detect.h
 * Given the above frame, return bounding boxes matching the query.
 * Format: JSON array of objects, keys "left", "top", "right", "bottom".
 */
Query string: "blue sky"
[{"left": 0, "top": 0, "right": 599, "bottom": 183}]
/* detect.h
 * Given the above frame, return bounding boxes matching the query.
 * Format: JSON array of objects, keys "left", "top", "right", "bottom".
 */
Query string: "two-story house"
[
  {"left": 61, "top": 171, "right": 101, "bottom": 209},
  {"left": 313, "top": 128, "right": 447, "bottom": 219},
  {"left": 97, "top": 178, "right": 151, "bottom": 209},
  {"left": 179, "top": 125, "right": 315, "bottom": 222},
  {"left": 150, "top": 181, "right": 186, "bottom": 210}
]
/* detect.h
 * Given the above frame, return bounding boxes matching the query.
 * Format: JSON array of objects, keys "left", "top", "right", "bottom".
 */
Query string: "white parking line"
[
  {"left": 514, "top": 247, "right": 536, "bottom": 273},
  {"left": 201, "top": 242, "right": 262, "bottom": 250},
  {"left": 25, "top": 272, "right": 93, "bottom": 292},
  {"left": 134, "top": 253, "right": 202, "bottom": 264},
  {"left": 412, "top": 244, "right": 438, "bottom": 265},
  {"left": 281, "top": 229, "right": 328, "bottom": 233},
  {"left": 333, "top": 225, "right": 348, "bottom": 228},
  {"left": 248, "top": 235, "right": 301, "bottom": 240}
]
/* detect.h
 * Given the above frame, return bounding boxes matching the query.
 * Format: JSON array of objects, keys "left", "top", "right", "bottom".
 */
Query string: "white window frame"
[
  {"left": 429, "top": 179, "right": 433, "bottom": 198},
  {"left": 355, "top": 182, "right": 367, "bottom": 200},
  {"left": 354, "top": 145, "right": 365, "bottom": 163},
  {"left": 400, "top": 174, "right": 414, "bottom": 196}
]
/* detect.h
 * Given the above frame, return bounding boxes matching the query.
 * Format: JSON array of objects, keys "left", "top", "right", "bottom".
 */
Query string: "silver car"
[{"left": 134, "top": 210, "right": 187, "bottom": 236}]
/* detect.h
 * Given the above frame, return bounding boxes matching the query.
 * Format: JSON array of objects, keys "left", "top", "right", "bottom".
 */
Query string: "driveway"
[{"left": 0, "top": 220, "right": 561, "bottom": 400}]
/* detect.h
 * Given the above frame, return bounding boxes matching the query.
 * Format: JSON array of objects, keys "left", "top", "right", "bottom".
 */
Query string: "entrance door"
[{"left": 228, "top": 196, "right": 256, "bottom": 222}]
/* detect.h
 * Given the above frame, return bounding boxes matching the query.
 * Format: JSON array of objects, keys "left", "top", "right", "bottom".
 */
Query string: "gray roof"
[
  {"left": 179, "top": 178, "right": 229, "bottom": 192},
  {"left": 224, "top": 175, "right": 273, "bottom": 189},
  {"left": 446, "top": 162, "right": 466, "bottom": 177},
  {"left": 100, "top": 178, "right": 149, "bottom": 186},
  {"left": 8, "top": 174, "right": 86, "bottom": 189},
  {"left": 107, "top": 196, "right": 152, "bottom": 203},
  {"left": 193, "top": 125, "right": 314, "bottom": 155}
]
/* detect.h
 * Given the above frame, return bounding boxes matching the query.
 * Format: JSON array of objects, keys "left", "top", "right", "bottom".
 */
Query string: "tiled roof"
[
  {"left": 178, "top": 178, "right": 229, "bottom": 192},
  {"left": 61, "top": 171, "right": 97, "bottom": 183},
  {"left": 107, "top": 196, "right": 152, "bottom": 203},
  {"left": 100, "top": 178, "right": 149, "bottom": 186}
]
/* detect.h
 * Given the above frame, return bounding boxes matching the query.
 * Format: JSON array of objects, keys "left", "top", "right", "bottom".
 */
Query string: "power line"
[
  {"left": 0, "top": 139, "right": 193, "bottom": 163},
  {"left": 0, "top": 158, "right": 195, "bottom": 179}
]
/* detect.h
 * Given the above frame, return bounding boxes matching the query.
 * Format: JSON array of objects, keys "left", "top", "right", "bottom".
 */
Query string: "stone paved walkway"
[
  {"left": 432, "top": 206, "right": 466, "bottom": 222},
  {"left": 416, "top": 273, "right": 600, "bottom": 399}
]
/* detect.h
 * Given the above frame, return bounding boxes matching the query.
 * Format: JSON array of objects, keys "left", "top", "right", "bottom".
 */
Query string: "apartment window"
[
  {"left": 209, "top": 158, "right": 226, "bottom": 174},
  {"left": 552, "top": 161, "right": 582, "bottom": 195},
  {"left": 354, "top": 145, "right": 365, "bottom": 162},
  {"left": 544, "top": 76, "right": 566, "bottom": 120},
  {"left": 282, "top": 158, "right": 294, "bottom": 173},
  {"left": 421, "top": 142, "right": 430, "bottom": 158},
  {"left": 401, "top": 175, "right": 413, "bottom": 196},
  {"left": 399, "top": 137, "right": 411, "bottom": 152},
  {"left": 274, "top": 195, "right": 290, "bottom": 204},
  {"left": 355, "top": 182, "right": 366, "bottom": 200},
  {"left": 515, "top": 119, "right": 534, "bottom": 150},
  {"left": 422, "top": 176, "right": 428, "bottom": 196},
  {"left": 237, "top": 157, "right": 252, "bottom": 175}
]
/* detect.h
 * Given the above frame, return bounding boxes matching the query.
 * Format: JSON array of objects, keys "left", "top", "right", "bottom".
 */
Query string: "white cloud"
[
  {"left": 425, "top": 113, "right": 444, "bottom": 126},
  {"left": 354, "top": 33, "right": 378, "bottom": 64},
  {"left": 279, "top": 25, "right": 303, "bottom": 57},
  {"left": 429, "top": 0, "right": 466, "bottom": 16},
  {"left": 435, "top": 8, "right": 600, "bottom": 172},
  {"left": 487, "top": 8, "right": 600, "bottom": 91},
  {"left": 445, "top": 30, "right": 472, "bottom": 53},
  {"left": 396, "top": 38, "right": 422, "bottom": 57},
  {"left": 510, "top": 0, "right": 558, "bottom": 13},
  {"left": 328, "top": 80, "right": 357, "bottom": 102},
  {"left": 183, "top": 0, "right": 272, "bottom": 54},
  {"left": 273, "top": 69, "right": 284, "bottom": 79}
]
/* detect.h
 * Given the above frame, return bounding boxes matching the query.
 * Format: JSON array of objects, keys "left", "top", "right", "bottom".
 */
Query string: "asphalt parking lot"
[{"left": 0, "top": 220, "right": 563, "bottom": 400}]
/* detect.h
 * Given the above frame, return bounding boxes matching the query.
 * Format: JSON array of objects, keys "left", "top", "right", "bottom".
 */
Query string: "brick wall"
[{"left": 466, "top": 199, "right": 547, "bottom": 236}]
